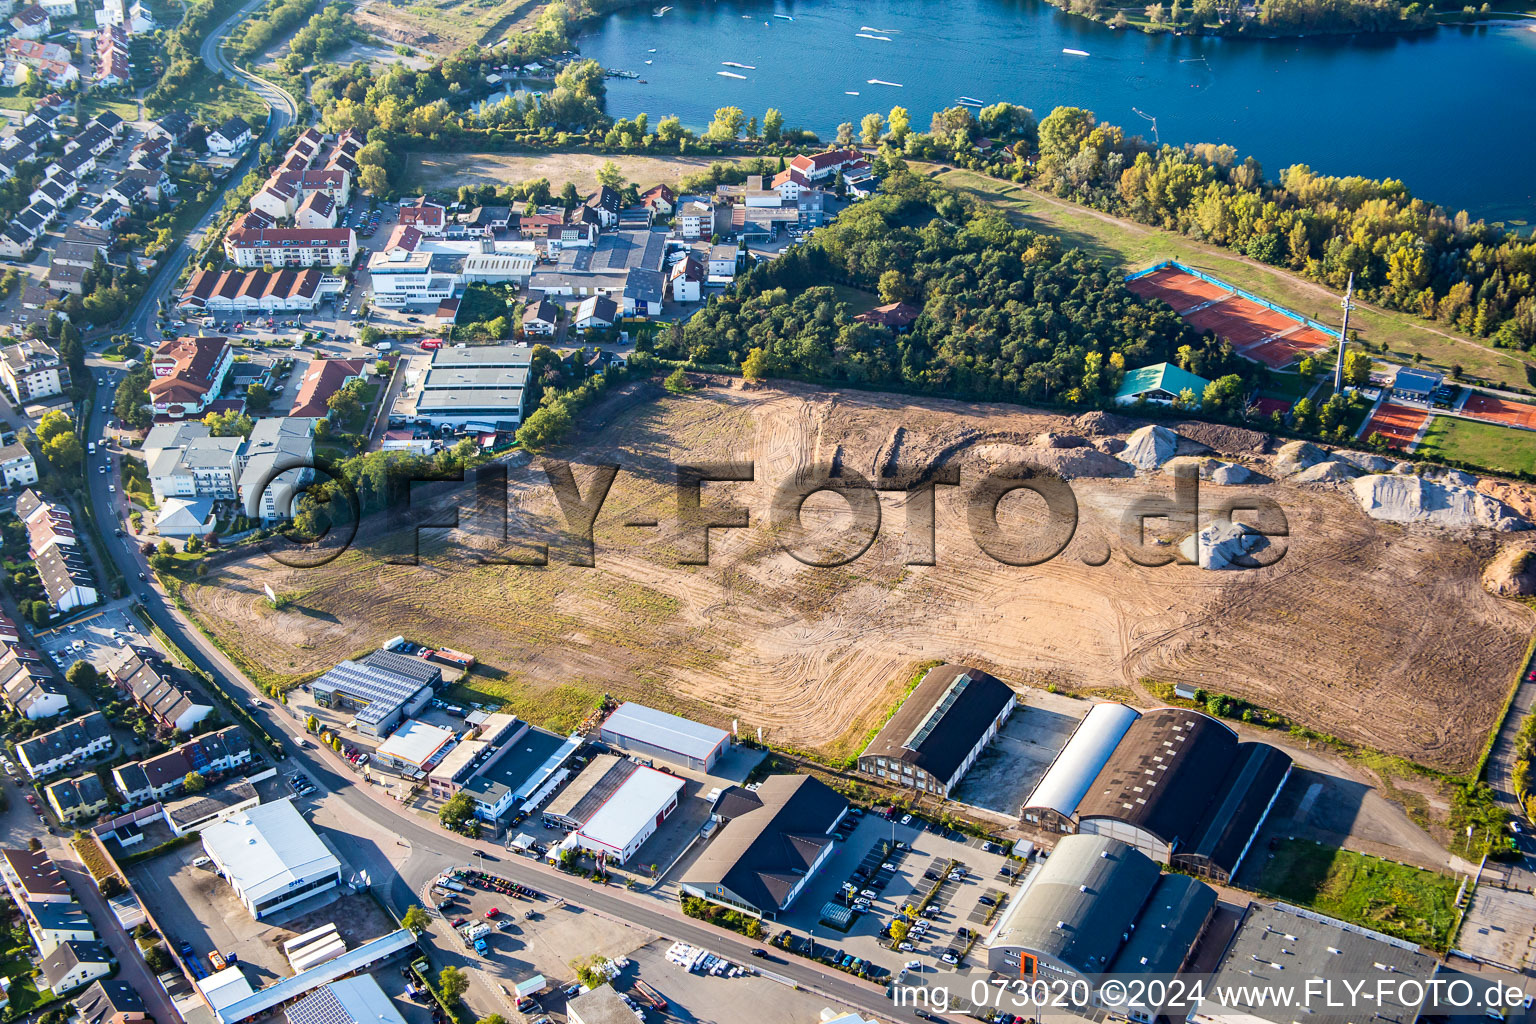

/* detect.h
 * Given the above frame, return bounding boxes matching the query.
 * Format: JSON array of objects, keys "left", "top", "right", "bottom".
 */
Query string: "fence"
[{"left": 1126, "top": 260, "right": 1343, "bottom": 341}]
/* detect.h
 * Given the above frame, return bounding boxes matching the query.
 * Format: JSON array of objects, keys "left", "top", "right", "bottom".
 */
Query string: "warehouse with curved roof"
[
  {"left": 1020, "top": 702, "right": 1141, "bottom": 833},
  {"left": 1072, "top": 707, "right": 1292, "bottom": 881},
  {"left": 985, "top": 833, "right": 1217, "bottom": 990}
]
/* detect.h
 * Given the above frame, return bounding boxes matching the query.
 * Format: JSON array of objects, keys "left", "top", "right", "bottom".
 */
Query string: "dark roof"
[
  {"left": 1106, "top": 872, "right": 1217, "bottom": 974},
  {"left": 623, "top": 267, "right": 665, "bottom": 304},
  {"left": 1075, "top": 707, "right": 1238, "bottom": 851},
  {"left": 45, "top": 772, "right": 108, "bottom": 815},
  {"left": 41, "top": 939, "right": 113, "bottom": 990},
  {"left": 17, "top": 712, "right": 109, "bottom": 768},
  {"left": 1, "top": 847, "right": 68, "bottom": 896},
  {"left": 588, "top": 185, "right": 621, "bottom": 214},
  {"left": 73, "top": 979, "right": 146, "bottom": 1024},
  {"left": 215, "top": 116, "right": 250, "bottom": 140},
  {"left": 360, "top": 648, "right": 442, "bottom": 687},
  {"left": 989, "top": 833, "right": 1164, "bottom": 973},
  {"left": 859, "top": 664, "right": 1014, "bottom": 786},
  {"left": 154, "top": 111, "right": 192, "bottom": 138},
  {"left": 686, "top": 774, "right": 847, "bottom": 913}
]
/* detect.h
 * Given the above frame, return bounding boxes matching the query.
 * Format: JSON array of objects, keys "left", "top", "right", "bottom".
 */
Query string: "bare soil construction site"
[{"left": 183, "top": 383, "right": 1535, "bottom": 774}]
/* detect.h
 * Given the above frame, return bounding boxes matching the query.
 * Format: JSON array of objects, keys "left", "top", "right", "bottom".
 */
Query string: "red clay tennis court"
[
  {"left": 1126, "top": 266, "right": 1231, "bottom": 312},
  {"left": 1360, "top": 403, "right": 1431, "bottom": 449},
  {"left": 1251, "top": 396, "right": 1293, "bottom": 417},
  {"left": 1242, "top": 326, "right": 1334, "bottom": 369},
  {"left": 1461, "top": 393, "right": 1536, "bottom": 429},
  {"left": 1185, "top": 297, "right": 1298, "bottom": 346}
]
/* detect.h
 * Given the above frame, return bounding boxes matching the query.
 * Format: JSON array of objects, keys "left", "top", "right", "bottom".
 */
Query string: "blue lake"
[{"left": 579, "top": 0, "right": 1536, "bottom": 222}]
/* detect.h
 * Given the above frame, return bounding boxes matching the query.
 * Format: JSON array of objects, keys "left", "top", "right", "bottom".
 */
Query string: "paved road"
[
  {"left": 119, "top": 0, "right": 300, "bottom": 345},
  {"left": 1482, "top": 662, "right": 1536, "bottom": 889}
]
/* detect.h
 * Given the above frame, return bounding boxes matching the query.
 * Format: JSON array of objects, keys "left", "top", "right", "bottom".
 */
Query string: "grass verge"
[
  {"left": 1417, "top": 417, "right": 1536, "bottom": 477},
  {"left": 1251, "top": 839, "right": 1462, "bottom": 949}
]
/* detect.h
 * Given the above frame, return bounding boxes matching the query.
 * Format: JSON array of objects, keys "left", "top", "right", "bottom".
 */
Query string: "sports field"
[
  {"left": 1251, "top": 840, "right": 1461, "bottom": 949},
  {"left": 1360, "top": 403, "right": 1431, "bottom": 450},
  {"left": 1418, "top": 415, "right": 1536, "bottom": 476},
  {"left": 1127, "top": 264, "right": 1333, "bottom": 370},
  {"left": 1461, "top": 392, "right": 1536, "bottom": 430}
]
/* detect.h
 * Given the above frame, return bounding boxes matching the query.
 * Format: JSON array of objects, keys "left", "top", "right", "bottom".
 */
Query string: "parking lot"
[{"left": 35, "top": 605, "right": 145, "bottom": 675}]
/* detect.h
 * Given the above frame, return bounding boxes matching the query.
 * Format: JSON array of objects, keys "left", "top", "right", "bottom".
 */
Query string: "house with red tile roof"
[
  {"left": 290, "top": 358, "right": 365, "bottom": 419},
  {"left": 147, "top": 337, "right": 232, "bottom": 418}
]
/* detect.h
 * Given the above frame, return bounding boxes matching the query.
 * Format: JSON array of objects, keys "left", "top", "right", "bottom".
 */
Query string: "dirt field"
[
  {"left": 352, "top": 0, "right": 543, "bottom": 55},
  {"left": 404, "top": 151, "right": 749, "bottom": 193},
  {"left": 180, "top": 384, "right": 1535, "bottom": 773}
]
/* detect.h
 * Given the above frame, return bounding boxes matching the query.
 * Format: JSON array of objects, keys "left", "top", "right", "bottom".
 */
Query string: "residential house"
[
  {"left": 707, "top": 244, "right": 739, "bottom": 279},
  {"left": 108, "top": 648, "right": 212, "bottom": 734},
  {"left": 677, "top": 200, "right": 724, "bottom": 240},
  {"left": 289, "top": 357, "right": 364, "bottom": 418},
  {"left": 8, "top": 5, "right": 49, "bottom": 38},
  {"left": 148, "top": 110, "right": 192, "bottom": 144},
  {"left": 0, "top": 440, "right": 38, "bottom": 488},
  {"left": 79, "top": 199, "right": 126, "bottom": 232},
  {"left": 25, "top": 902, "right": 95, "bottom": 957},
  {"left": 293, "top": 191, "right": 337, "bottom": 229},
  {"left": 572, "top": 295, "right": 616, "bottom": 332},
  {"left": 206, "top": 116, "right": 251, "bottom": 156},
  {"left": 223, "top": 225, "right": 356, "bottom": 269},
  {"left": 35, "top": 544, "right": 96, "bottom": 612},
  {"left": 853, "top": 301, "right": 921, "bottom": 331},
  {"left": 1, "top": 341, "right": 67, "bottom": 403},
  {"left": 0, "top": 226, "right": 31, "bottom": 259},
  {"left": 621, "top": 267, "right": 665, "bottom": 317},
  {"left": 147, "top": 336, "right": 233, "bottom": 419},
  {"left": 36, "top": 0, "right": 73, "bottom": 19},
  {"left": 73, "top": 980, "right": 148, "bottom": 1024},
  {"left": 669, "top": 255, "right": 703, "bottom": 302},
  {"left": 397, "top": 196, "right": 446, "bottom": 235},
  {"left": 0, "top": 648, "right": 67, "bottom": 719},
  {"left": 16, "top": 712, "right": 112, "bottom": 778},
  {"left": 238, "top": 416, "right": 314, "bottom": 521},
  {"left": 586, "top": 185, "right": 620, "bottom": 229},
  {"left": 521, "top": 297, "right": 558, "bottom": 337},
  {"left": 112, "top": 725, "right": 252, "bottom": 805},
  {"left": 0, "top": 848, "right": 70, "bottom": 905},
  {"left": 104, "top": 174, "right": 144, "bottom": 209},
  {"left": 640, "top": 184, "right": 676, "bottom": 216},
  {"left": 43, "top": 773, "right": 110, "bottom": 824},
  {"left": 39, "top": 940, "right": 113, "bottom": 995},
  {"left": 5, "top": 39, "right": 79, "bottom": 86}
]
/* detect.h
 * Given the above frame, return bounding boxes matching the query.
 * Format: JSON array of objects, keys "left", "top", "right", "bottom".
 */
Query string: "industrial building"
[
  {"left": 200, "top": 800, "right": 342, "bottom": 919},
  {"left": 285, "top": 976, "right": 407, "bottom": 1024},
  {"left": 309, "top": 649, "right": 441, "bottom": 737},
  {"left": 856, "top": 664, "right": 1016, "bottom": 798},
  {"left": 1021, "top": 702, "right": 1142, "bottom": 833},
  {"left": 404, "top": 344, "right": 533, "bottom": 431},
  {"left": 597, "top": 702, "right": 730, "bottom": 772},
  {"left": 985, "top": 833, "right": 1216, "bottom": 1004},
  {"left": 372, "top": 720, "right": 457, "bottom": 776},
  {"left": 1019, "top": 705, "right": 1291, "bottom": 882},
  {"left": 681, "top": 774, "right": 848, "bottom": 919},
  {"left": 431, "top": 720, "right": 579, "bottom": 823},
  {"left": 545, "top": 755, "right": 684, "bottom": 864},
  {"left": 1190, "top": 902, "right": 1437, "bottom": 1024}
]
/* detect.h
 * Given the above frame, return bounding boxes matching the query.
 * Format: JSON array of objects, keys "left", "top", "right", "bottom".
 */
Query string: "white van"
[{"left": 192, "top": 856, "right": 212, "bottom": 868}]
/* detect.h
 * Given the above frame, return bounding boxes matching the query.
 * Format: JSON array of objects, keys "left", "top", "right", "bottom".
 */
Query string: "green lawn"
[
  {"left": 444, "top": 665, "right": 598, "bottom": 733},
  {"left": 1418, "top": 416, "right": 1536, "bottom": 476},
  {"left": 923, "top": 165, "right": 1536, "bottom": 393},
  {"left": 80, "top": 97, "right": 141, "bottom": 122},
  {"left": 1250, "top": 840, "right": 1462, "bottom": 949},
  {"left": 830, "top": 284, "right": 880, "bottom": 315}
]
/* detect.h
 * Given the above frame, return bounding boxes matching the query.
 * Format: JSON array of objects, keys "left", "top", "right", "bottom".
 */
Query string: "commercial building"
[
  {"left": 163, "top": 779, "right": 261, "bottom": 835},
  {"left": 1071, "top": 707, "right": 1292, "bottom": 881},
  {"left": 286, "top": 976, "right": 407, "bottom": 1024},
  {"left": 201, "top": 800, "right": 343, "bottom": 919},
  {"left": 148, "top": 336, "right": 233, "bottom": 419},
  {"left": 547, "top": 756, "right": 683, "bottom": 864},
  {"left": 373, "top": 720, "right": 457, "bottom": 775},
  {"left": 442, "top": 723, "right": 579, "bottom": 823},
  {"left": 366, "top": 227, "right": 535, "bottom": 308},
  {"left": 855, "top": 664, "right": 1016, "bottom": 798},
  {"left": 1190, "top": 902, "right": 1436, "bottom": 1024},
  {"left": 310, "top": 649, "right": 440, "bottom": 737},
  {"left": 598, "top": 702, "right": 730, "bottom": 772},
  {"left": 681, "top": 774, "right": 848, "bottom": 918},
  {"left": 1114, "top": 362, "right": 1213, "bottom": 407},
  {"left": 985, "top": 834, "right": 1216, "bottom": 1009},
  {"left": 566, "top": 985, "right": 635, "bottom": 1024},
  {"left": 407, "top": 344, "right": 533, "bottom": 430}
]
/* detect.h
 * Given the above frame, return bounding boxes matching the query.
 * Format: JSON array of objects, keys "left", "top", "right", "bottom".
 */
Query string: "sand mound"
[
  {"left": 1179, "top": 519, "right": 1274, "bottom": 570},
  {"left": 1333, "top": 451, "right": 1407, "bottom": 474},
  {"left": 1071, "top": 411, "right": 1134, "bottom": 436},
  {"left": 1023, "top": 446, "right": 1135, "bottom": 479},
  {"left": 1422, "top": 465, "right": 1479, "bottom": 488},
  {"left": 1118, "top": 425, "right": 1180, "bottom": 470},
  {"left": 1293, "top": 460, "right": 1360, "bottom": 484},
  {"left": 1483, "top": 545, "right": 1536, "bottom": 598},
  {"left": 1350, "top": 474, "right": 1532, "bottom": 531},
  {"left": 1273, "top": 440, "right": 1330, "bottom": 476},
  {"left": 1162, "top": 456, "right": 1265, "bottom": 485},
  {"left": 1033, "top": 432, "right": 1090, "bottom": 449},
  {"left": 1169, "top": 420, "right": 1272, "bottom": 456}
]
